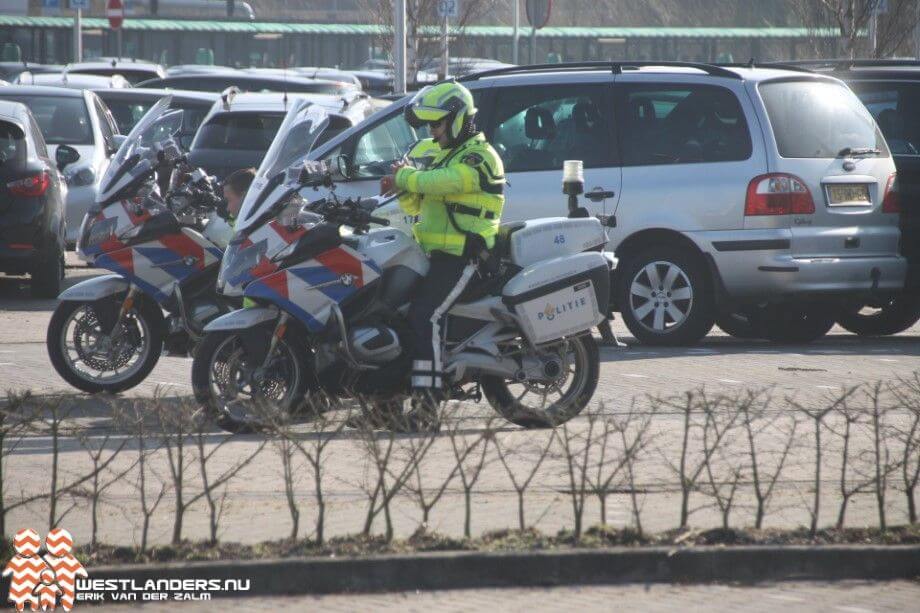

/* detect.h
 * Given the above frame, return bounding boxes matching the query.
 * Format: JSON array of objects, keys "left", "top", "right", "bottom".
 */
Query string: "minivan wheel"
[
  {"left": 835, "top": 294, "right": 920, "bottom": 336},
  {"left": 31, "top": 245, "right": 64, "bottom": 299},
  {"left": 616, "top": 245, "right": 715, "bottom": 346},
  {"left": 760, "top": 303, "right": 835, "bottom": 344}
]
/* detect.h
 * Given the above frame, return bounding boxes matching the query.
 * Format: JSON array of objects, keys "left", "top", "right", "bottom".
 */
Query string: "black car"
[
  {"left": 136, "top": 73, "right": 352, "bottom": 96},
  {"left": 782, "top": 60, "right": 920, "bottom": 335},
  {"left": 93, "top": 88, "right": 219, "bottom": 149},
  {"left": 0, "top": 101, "right": 66, "bottom": 298}
]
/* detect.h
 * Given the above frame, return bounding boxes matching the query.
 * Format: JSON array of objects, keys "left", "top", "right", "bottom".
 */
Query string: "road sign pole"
[
  {"left": 440, "top": 14, "right": 449, "bottom": 80},
  {"left": 530, "top": 24, "right": 536, "bottom": 63},
  {"left": 117, "top": 27, "right": 123, "bottom": 58},
  {"left": 394, "top": 0, "right": 407, "bottom": 95},
  {"left": 512, "top": 0, "right": 519, "bottom": 64},
  {"left": 73, "top": 8, "right": 82, "bottom": 62}
]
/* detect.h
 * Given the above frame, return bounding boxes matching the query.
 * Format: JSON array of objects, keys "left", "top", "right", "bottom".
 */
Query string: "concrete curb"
[{"left": 73, "top": 545, "right": 920, "bottom": 597}]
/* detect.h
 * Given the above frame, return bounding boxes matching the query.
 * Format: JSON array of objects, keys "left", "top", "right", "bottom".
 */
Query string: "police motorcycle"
[
  {"left": 47, "top": 97, "right": 235, "bottom": 394},
  {"left": 191, "top": 103, "right": 616, "bottom": 433}
]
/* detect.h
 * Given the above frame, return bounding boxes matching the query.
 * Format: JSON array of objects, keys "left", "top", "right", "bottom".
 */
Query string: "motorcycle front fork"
[{"left": 260, "top": 312, "right": 291, "bottom": 370}]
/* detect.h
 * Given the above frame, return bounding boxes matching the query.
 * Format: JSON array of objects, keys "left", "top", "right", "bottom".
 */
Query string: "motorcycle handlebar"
[{"left": 368, "top": 216, "right": 390, "bottom": 226}]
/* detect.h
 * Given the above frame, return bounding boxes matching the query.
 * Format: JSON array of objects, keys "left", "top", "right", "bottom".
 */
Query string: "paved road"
[
  {"left": 101, "top": 581, "right": 920, "bottom": 612},
  {"left": 0, "top": 256, "right": 918, "bottom": 547}
]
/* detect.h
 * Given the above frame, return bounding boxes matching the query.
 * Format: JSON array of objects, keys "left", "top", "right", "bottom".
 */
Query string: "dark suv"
[
  {"left": 782, "top": 60, "right": 920, "bottom": 335},
  {"left": 0, "top": 101, "right": 66, "bottom": 297}
]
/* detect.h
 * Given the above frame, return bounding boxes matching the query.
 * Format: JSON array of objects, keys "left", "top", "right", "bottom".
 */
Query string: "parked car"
[
  {"left": 165, "top": 64, "right": 237, "bottom": 77},
  {"left": 772, "top": 59, "right": 920, "bottom": 336},
  {"left": 187, "top": 89, "right": 374, "bottom": 180},
  {"left": 14, "top": 72, "right": 130, "bottom": 89},
  {"left": 244, "top": 67, "right": 362, "bottom": 89},
  {"left": 136, "top": 73, "right": 351, "bottom": 96},
  {"left": 66, "top": 59, "right": 166, "bottom": 85},
  {"left": 308, "top": 62, "right": 905, "bottom": 345},
  {"left": 94, "top": 87, "right": 218, "bottom": 149},
  {"left": 0, "top": 100, "right": 67, "bottom": 297},
  {"left": 0, "top": 86, "right": 123, "bottom": 245},
  {"left": 0, "top": 61, "right": 62, "bottom": 83}
]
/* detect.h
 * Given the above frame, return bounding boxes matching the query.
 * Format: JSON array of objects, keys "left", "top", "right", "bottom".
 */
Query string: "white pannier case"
[{"left": 502, "top": 251, "right": 610, "bottom": 345}]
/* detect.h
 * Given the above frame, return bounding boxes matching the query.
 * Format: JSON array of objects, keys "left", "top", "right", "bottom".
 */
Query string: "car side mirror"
[{"left": 55, "top": 145, "right": 80, "bottom": 171}]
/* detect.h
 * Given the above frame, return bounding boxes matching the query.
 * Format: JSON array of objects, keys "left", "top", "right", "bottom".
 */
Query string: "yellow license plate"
[{"left": 827, "top": 184, "right": 870, "bottom": 206}]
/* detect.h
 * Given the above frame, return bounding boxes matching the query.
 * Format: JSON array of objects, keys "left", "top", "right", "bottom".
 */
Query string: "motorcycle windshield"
[
  {"left": 96, "top": 97, "right": 184, "bottom": 203},
  {"left": 234, "top": 100, "right": 330, "bottom": 234}
]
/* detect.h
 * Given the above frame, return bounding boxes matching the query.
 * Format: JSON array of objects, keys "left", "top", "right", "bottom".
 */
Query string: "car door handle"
[{"left": 585, "top": 188, "right": 615, "bottom": 202}]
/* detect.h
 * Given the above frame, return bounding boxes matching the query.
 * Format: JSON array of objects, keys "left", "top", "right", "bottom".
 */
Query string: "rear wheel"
[
  {"left": 760, "top": 303, "right": 835, "bottom": 344},
  {"left": 616, "top": 245, "right": 715, "bottom": 346},
  {"left": 835, "top": 294, "right": 920, "bottom": 336},
  {"left": 482, "top": 335, "right": 599, "bottom": 428},
  {"left": 192, "top": 327, "right": 313, "bottom": 433}
]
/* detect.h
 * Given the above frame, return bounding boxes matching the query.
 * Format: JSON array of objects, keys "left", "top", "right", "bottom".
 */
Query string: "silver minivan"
[{"left": 308, "top": 63, "right": 905, "bottom": 345}]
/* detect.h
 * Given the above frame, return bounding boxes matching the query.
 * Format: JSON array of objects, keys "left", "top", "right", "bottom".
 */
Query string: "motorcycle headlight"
[
  {"left": 83, "top": 215, "right": 117, "bottom": 248},
  {"left": 66, "top": 166, "right": 96, "bottom": 187}
]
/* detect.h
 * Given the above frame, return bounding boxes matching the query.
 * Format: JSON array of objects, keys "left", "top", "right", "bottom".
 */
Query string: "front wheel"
[
  {"left": 47, "top": 297, "right": 164, "bottom": 393},
  {"left": 191, "top": 327, "right": 313, "bottom": 433},
  {"left": 482, "top": 335, "right": 599, "bottom": 428}
]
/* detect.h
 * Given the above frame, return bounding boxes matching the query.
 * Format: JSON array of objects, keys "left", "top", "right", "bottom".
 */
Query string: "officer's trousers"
[{"left": 407, "top": 251, "right": 476, "bottom": 390}]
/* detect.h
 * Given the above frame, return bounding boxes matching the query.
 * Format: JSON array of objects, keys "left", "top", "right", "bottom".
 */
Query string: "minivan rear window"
[
  {"left": 192, "top": 112, "right": 284, "bottom": 151},
  {"left": 759, "top": 80, "right": 888, "bottom": 159}
]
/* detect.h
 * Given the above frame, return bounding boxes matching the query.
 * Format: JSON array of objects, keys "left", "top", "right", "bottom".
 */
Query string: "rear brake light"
[
  {"left": 882, "top": 173, "right": 900, "bottom": 214},
  {"left": 7, "top": 172, "right": 50, "bottom": 197},
  {"left": 745, "top": 173, "right": 815, "bottom": 216}
]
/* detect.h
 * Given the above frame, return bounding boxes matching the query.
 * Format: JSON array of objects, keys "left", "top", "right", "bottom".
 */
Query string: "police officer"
[{"left": 382, "top": 81, "right": 505, "bottom": 430}]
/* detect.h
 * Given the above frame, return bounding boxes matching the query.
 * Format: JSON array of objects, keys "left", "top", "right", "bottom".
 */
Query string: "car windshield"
[
  {"left": 0, "top": 94, "right": 92, "bottom": 145},
  {"left": 759, "top": 79, "right": 888, "bottom": 159},
  {"left": 192, "top": 112, "right": 284, "bottom": 151},
  {"left": 103, "top": 97, "right": 156, "bottom": 134}
]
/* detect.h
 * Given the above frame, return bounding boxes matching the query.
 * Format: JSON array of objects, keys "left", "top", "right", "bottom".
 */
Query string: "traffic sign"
[
  {"left": 107, "top": 0, "right": 124, "bottom": 29},
  {"left": 70, "top": 0, "right": 90, "bottom": 9},
  {"left": 437, "top": 0, "right": 458, "bottom": 19},
  {"left": 525, "top": 0, "right": 552, "bottom": 30},
  {"left": 42, "top": 0, "right": 61, "bottom": 9}
]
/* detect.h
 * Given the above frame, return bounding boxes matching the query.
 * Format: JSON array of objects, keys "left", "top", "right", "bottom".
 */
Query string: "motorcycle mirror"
[
  {"left": 335, "top": 153, "right": 352, "bottom": 180},
  {"left": 55, "top": 145, "right": 80, "bottom": 171}
]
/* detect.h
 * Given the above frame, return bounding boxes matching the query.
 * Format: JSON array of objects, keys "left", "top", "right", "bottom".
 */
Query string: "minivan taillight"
[
  {"left": 7, "top": 172, "right": 50, "bottom": 197},
  {"left": 745, "top": 173, "right": 815, "bottom": 216},
  {"left": 882, "top": 173, "right": 900, "bottom": 214}
]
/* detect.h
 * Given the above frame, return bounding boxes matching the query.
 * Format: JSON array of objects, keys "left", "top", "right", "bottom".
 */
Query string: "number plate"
[{"left": 827, "top": 184, "right": 871, "bottom": 206}]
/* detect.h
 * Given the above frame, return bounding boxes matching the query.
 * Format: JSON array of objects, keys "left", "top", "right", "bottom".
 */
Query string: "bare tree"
[
  {"left": 493, "top": 429, "right": 556, "bottom": 532},
  {"left": 890, "top": 373, "right": 920, "bottom": 523},
  {"left": 355, "top": 0, "right": 499, "bottom": 82},
  {"left": 865, "top": 381, "right": 895, "bottom": 531},
  {"left": 75, "top": 425, "right": 132, "bottom": 548},
  {"left": 662, "top": 390, "right": 740, "bottom": 529},
  {"left": 0, "top": 391, "right": 42, "bottom": 538},
  {"left": 446, "top": 411, "right": 496, "bottom": 539},
  {"left": 739, "top": 390, "right": 799, "bottom": 529},
  {"left": 609, "top": 401, "right": 656, "bottom": 537},
  {"left": 790, "top": 0, "right": 920, "bottom": 58},
  {"left": 121, "top": 400, "right": 167, "bottom": 552},
  {"left": 826, "top": 389, "right": 875, "bottom": 529},
  {"left": 790, "top": 387, "right": 858, "bottom": 537}
]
